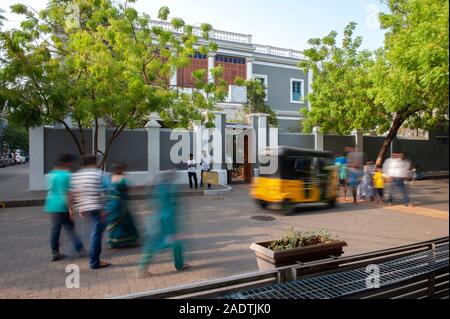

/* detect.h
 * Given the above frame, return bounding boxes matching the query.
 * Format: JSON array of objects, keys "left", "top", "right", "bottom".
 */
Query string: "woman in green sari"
[{"left": 106, "top": 164, "right": 139, "bottom": 249}]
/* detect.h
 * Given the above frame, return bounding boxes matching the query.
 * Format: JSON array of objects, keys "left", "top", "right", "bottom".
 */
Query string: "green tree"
[
  {"left": 0, "top": 0, "right": 227, "bottom": 165},
  {"left": 300, "top": 0, "right": 449, "bottom": 166},
  {"left": 299, "top": 22, "right": 380, "bottom": 135},
  {"left": 236, "top": 78, "right": 278, "bottom": 126},
  {"left": 3, "top": 122, "right": 29, "bottom": 152},
  {"left": 371, "top": 0, "right": 449, "bottom": 166}
]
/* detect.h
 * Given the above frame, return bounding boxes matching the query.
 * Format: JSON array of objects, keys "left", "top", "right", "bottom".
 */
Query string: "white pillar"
[
  {"left": 207, "top": 52, "right": 216, "bottom": 84},
  {"left": 246, "top": 58, "right": 254, "bottom": 80},
  {"left": 257, "top": 114, "right": 268, "bottom": 153},
  {"left": 313, "top": 127, "right": 324, "bottom": 151},
  {"left": 193, "top": 120, "right": 203, "bottom": 165},
  {"left": 146, "top": 119, "right": 161, "bottom": 178},
  {"left": 92, "top": 119, "right": 106, "bottom": 160},
  {"left": 212, "top": 112, "right": 226, "bottom": 171},
  {"left": 29, "top": 126, "right": 46, "bottom": 191},
  {"left": 97, "top": 119, "right": 106, "bottom": 157},
  {"left": 353, "top": 130, "right": 364, "bottom": 152}
]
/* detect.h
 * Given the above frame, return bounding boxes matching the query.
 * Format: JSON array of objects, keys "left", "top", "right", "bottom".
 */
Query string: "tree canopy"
[
  {"left": 300, "top": 0, "right": 449, "bottom": 165},
  {"left": 2, "top": 122, "right": 28, "bottom": 152},
  {"left": 236, "top": 78, "right": 278, "bottom": 127},
  {"left": 0, "top": 0, "right": 228, "bottom": 164}
]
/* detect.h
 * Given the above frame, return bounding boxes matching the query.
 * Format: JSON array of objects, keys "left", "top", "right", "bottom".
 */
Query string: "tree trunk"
[
  {"left": 57, "top": 119, "right": 85, "bottom": 157},
  {"left": 99, "top": 124, "right": 126, "bottom": 168},
  {"left": 375, "top": 112, "right": 404, "bottom": 168}
]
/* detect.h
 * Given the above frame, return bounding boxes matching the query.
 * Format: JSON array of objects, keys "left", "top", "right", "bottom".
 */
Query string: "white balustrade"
[
  {"left": 254, "top": 44, "right": 305, "bottom": 60},
  {"left": 148, "top": 20, "right": 305, "bottom": 60},
  {"left": 149, "top": 20, "right": 252, "bottom": 44}
]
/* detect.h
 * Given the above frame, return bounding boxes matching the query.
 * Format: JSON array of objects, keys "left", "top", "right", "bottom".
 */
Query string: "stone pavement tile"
[{"left": 0, "top": 183, "right": 448, "bottom": 298}]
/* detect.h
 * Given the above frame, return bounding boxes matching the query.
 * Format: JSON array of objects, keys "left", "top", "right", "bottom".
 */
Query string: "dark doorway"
[{"left": 230, "top": 133, "right": 251, "bottom": 184}]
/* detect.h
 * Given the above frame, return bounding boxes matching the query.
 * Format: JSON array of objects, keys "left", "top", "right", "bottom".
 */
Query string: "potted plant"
[{"left": 250, "top": 228, "right": 347, "bottom": 271}]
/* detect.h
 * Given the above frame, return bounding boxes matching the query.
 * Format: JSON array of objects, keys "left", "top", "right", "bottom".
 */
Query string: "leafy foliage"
[
  {"left": 300, "top": 0, "right": 448, "bottom": 165},
  {"left": 2, "top": 121, "right": 29, "bottom": 152},
  {"left": 236, "top": 78, "right": 278, "bottom": 126},
  {"left": 299, "top": 22, "right": 381, "bottom": 135},
  {"left": 268, "top": 228, "right": 334, "bottom": 252},
  {"left": 0, "top": 0, "right": 227, "bottom": 164}
]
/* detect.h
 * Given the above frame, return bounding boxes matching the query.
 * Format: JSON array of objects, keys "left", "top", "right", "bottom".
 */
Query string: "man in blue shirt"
[
  {"left": 335, "top": 153, "right": 348, "bottom": 201},
  {"left": 44, "top": 154, "right": 84, "bottom": 261}
]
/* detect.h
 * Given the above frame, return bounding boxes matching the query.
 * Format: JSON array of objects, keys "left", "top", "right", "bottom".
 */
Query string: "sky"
[{"left": 1, "top": 0, "right": 388, "bottom": 51}]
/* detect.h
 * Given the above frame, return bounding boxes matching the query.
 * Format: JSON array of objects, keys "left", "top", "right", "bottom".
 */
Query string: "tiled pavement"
[{"left": 0, "top": 180, "right": 448, "bottom": 299}]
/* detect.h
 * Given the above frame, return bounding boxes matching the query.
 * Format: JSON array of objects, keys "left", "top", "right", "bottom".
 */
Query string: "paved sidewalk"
[
  {"left": 0, "top": 164, "right": 230, "bottom": 208},
  {"left": 0, "top": 180, "right": 448, "bottom": 299}
]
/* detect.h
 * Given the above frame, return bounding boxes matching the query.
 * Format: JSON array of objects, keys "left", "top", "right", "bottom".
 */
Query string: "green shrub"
[{"left": 268, "top": 228, "right": 335, "bottom": 251}]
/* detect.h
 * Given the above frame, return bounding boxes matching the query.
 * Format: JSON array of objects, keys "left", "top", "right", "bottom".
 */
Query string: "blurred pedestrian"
[
  {"left": 70, "top": 155, "right": 111, "bottom": 269},
  {"left": 105, "top": 163, "right": 140, "bottom": 249},
  {"left": 200, "top": 150, "right": 212, "bottom": 189},
  {"left": 373, "top": 167, "right": 385, "bottom": 203},
  {"left": 346, "top": 147, "right": 363, "bottom": 205},
  {"left": 383, "top": 153, "right": 411, "bottom": 206},
  {"left": 44, "top": 154, "right": 84, "bottom": 261},
  {"left": 360, "top": 161, "right": 375, "bottom": 201},
  {"left": 138, "top": 171, "right": 190, "bottom": 277},
  {"left": 187, "top": 154, "right": 198, "bottom": 190},
  {"left": 335, "top": 153, "right": 348, "bottom": 201}
]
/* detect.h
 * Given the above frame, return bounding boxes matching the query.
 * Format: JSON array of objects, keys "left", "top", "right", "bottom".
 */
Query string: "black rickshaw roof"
[{"left": 262, "top": 146, "right": 335, "bottom": 159}]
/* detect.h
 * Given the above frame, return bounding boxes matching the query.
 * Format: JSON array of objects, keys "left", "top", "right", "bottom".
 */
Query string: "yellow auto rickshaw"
[{"left": 251, "top": 146, "right": 338, "bottom": 214}]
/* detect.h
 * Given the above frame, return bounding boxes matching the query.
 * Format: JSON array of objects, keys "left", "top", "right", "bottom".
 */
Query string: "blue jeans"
[
  {"left": 87, "top": 210, "right": 106, "bottom": 268},
  {"left": 389, "top": 178, "right": 410, "bottom": 205},
  {"left": 50, "top": 213, "right": 84, "bottom": 256}
]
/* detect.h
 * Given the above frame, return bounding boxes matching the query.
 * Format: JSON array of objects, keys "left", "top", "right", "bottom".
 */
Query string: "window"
[
  {"left": 290, "top": 78, "right": 304, "bottom": 104},
  {"left": 253, "top": 74, "right": 268, "bottom": 101},
  {"left": 215, "top": 55, "right": 245, "bottom": 64},
  {"left": 191, "top": 52, "right": 207, "bottom": 59}
]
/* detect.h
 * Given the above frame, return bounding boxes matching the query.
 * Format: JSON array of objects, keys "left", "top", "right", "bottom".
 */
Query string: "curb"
[
  {"left": 0, "top": 185, "right": 232, "bottom": 209},
  {"left": 204, "top": 185, "right": 233, "bottom": 196}
]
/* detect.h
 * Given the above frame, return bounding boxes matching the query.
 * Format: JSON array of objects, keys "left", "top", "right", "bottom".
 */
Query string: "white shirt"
[
  {"left": 384, "top": 158, "right": 411, "bottom": 179},
  {"left": 201, "top": 155, "right": 211, "bottom": 171},
  {"left": 187, "top": 159, "right": 197, "bottom": 173}
]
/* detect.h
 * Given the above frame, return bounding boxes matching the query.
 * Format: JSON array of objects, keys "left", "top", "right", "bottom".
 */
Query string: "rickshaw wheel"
[
  {"left": 281, "top": 199, "right": 295, "bottom": 215},
  {"left": 328, "top": 197, "right": 337, "bottom": 207},
  {"left": 257, "top": 200, "right": 269, "bottom": 209}
]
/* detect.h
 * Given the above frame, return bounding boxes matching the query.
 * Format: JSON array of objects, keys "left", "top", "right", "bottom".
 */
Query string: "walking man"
[
  {"left": 384, "top": 153, "right": 411, "bottom": 206},
  {"left": 200, "top": 150, "right": 212, "bottom": 189},
  {"left": 138, "top": 171, "right": 190, "bottom": 277},
  {"left": 70, "top": 155, "right": 111, "bottom": 269},
  {"left": 44, "top": 154, "right": 84, "bottom": 261},
  {"left": 335, "top": 153, "right": 348, "bottom": 201},
  {"left": 187, "top": 153, "right": 198, "bottom": 189}
]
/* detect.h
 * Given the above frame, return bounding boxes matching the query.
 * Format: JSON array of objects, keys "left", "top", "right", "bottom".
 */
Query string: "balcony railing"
[
  {"left": 148, "top": 20, "right": 305, "bottom": 60},
  {"left": 254, "top": 44, "right": 305, "bottom": 60},
  {"left": 149, "top": 20, "right": 252, "bottom": 45}
]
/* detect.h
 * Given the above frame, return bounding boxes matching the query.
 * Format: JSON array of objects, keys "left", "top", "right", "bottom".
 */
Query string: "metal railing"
[{"left": 113, "top": 237, "right": 449, "bottom": 299}]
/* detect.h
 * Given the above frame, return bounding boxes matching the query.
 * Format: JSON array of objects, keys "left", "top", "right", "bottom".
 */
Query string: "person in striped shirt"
[{"left": 70, "top": 155, "right": 111, "bottom": 269}]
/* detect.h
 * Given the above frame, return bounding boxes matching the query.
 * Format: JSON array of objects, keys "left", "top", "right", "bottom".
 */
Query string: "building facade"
[{"left": 150, "top": 20, "right": 310, "bottom": 133}]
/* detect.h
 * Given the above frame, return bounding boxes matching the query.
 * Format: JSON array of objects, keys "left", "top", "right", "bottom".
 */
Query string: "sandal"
[{"left": 91, "top": 261, "right": 111, "bottom": 270}]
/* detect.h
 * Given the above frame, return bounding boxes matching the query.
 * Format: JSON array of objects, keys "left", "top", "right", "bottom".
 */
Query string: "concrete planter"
[{"left": 250, "top": 240, "right": 348, "bottom": 271}]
